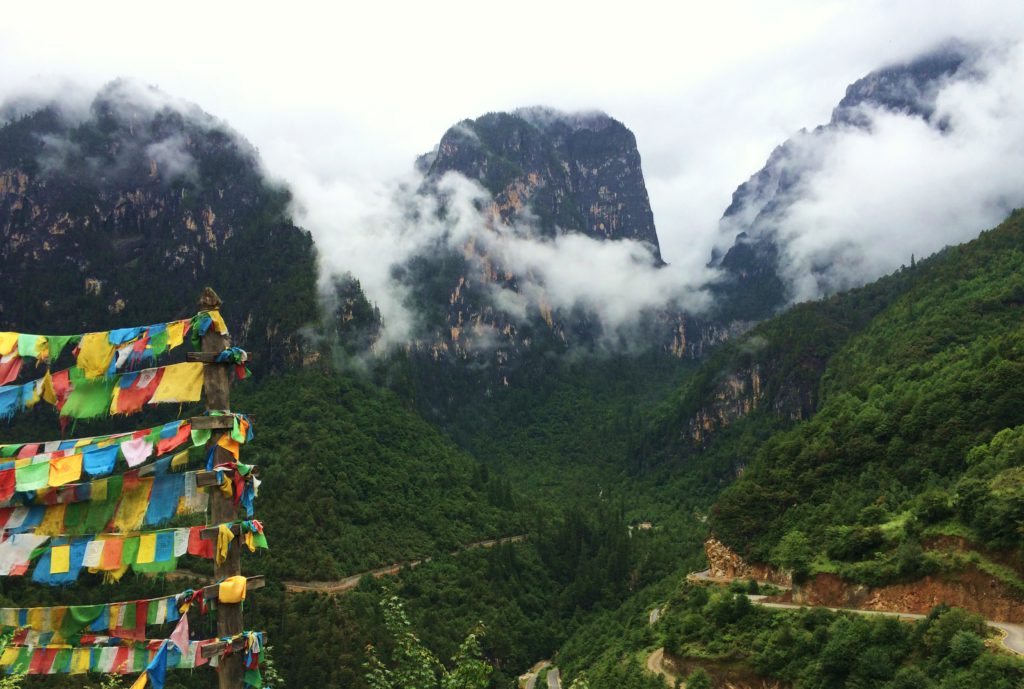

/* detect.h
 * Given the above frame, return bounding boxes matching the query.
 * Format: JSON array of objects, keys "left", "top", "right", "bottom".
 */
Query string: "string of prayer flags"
[
  {"left": 0, "top": 467, "right": 211, "bottom": 536},
  {"left": 0, "top": 439, "right": 194, "bottom": 506},
  {"left": 0, "top": 524, "right": 268, "bottom": 584},
  {"left": 0, "top": 590, "right": 187, "bottom": 641},
  {"left": 0, "top": 416, "right": 250, "bottom": 492},
  {"left": 0, "top": 636, "right": 215, "bottom": 675},
  {"left": 0, "top": 413, "right": 252, "bottom": 466},
  {"left": 0, "top": 361, "right": 207, "bottom": 423},
  {"left": 0, "top": 319, "right": 192, "bottom": 383}
]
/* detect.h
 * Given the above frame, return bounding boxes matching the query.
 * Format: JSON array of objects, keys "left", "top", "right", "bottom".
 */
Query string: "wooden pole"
[{"left": 199, "top": 287, "right": 244, "bottom": 689}]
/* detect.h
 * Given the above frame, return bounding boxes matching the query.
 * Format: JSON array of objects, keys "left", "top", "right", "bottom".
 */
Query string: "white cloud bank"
[{"left": 770, "top": 42, "right": 1024, "bottom": 300}]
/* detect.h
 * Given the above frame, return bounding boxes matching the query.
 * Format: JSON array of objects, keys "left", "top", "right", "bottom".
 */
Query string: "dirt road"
[{"left": 283, "top": 534, "right": 527, "bottom": 594}]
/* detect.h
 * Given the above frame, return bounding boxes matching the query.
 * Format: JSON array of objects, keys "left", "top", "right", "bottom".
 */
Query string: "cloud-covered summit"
[{"left": 709, "top": 40, "right": 1024, "bottom": 320}]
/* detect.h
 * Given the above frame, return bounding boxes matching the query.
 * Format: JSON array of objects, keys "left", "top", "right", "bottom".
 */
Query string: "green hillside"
[{"left": 705, "top": 209, "right": 1024, "bottom": 583}]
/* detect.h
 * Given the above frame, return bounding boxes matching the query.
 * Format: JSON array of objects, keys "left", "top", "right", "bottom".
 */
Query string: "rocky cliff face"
[
  {"left": 710, "top": 44, "right": 973, "bottom": 322},
  {"left": 420, "top": 107, "right": 662, "bottom": 256},
  {"left": 0, "top": 81, "right": 318, "bottom": 366},
  {"left": 790, "top": 569, "right": 1024, "bottom": 624},
  {"left": 400, "top": 107, "right": 722, "bottom": 391},
  {"left": 703, "top": 537, "right": 792, "bottom": 587}
]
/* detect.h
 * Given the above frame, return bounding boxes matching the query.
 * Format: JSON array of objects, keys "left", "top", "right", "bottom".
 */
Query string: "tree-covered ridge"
[
  {"left": 233, "top": 369, "right": 522, "bottom": 581},
  {"left": 709, "top": 209, "right": 1024, "bottom": 580},
  {"left": 556, "top": 582, "right": 1024, "bottom": 689}
]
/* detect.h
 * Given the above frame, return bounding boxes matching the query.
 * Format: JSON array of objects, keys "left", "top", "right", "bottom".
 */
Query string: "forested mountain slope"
[{"left": 698, "top": 209, "right": 1024, "bottom": 586}]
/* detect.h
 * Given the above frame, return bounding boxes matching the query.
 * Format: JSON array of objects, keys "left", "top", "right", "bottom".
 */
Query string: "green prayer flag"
[
  {"left": 64, "top": 502, "right": 89, "bottom": 535},
  {"left": 16, "top": 334, "right": 41, "bottom": 358},
  {"left": 149, "top": 328, "right": 169, "bottom": 357},
  {"left": 51, "top": 648, "right": 72, "bottom": 673},
  {"left": 190, "top": 428, "right": 211, "bottom": 447},
  {"left": 61, "top": 375, "right": 115, "bottom": 420},
  {"left": 15, "top": 461, "right": 49, "bottom": 491},
  {"left": 0, "top": 445, "right": 20, "bottom": 458},
  {"left": 121, "top": 537, "right": 140, "bottom": 566},
  {"left": 10, "top": 646, "right": 31, "bottom": 674},
  {"left": 133, "top": 558, "right": 179, "bottom": 574},
  {"left": 252, "top": 531, "right": 269, "bottom": 550},
  {"left": 244, "top": 668, "right": 264, "bottom": 689},
  {"left": 59, "top": 604, "right": 105, "bottom": 638},
  {"left": 231, "top": 417, "right": 245, "bottom": 443},
  {"left": 46, "top": 335, "right": 78, "bottom": 362},
  {"left": 83, "top": 478, "right": 123, "bottom": 533}
]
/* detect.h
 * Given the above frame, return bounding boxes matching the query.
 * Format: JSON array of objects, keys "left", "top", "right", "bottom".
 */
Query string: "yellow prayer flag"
[
  {"left": 51, "top": 545, "right": 71, "bottom": 574},
  {"left": 92, "top": 478, "right": 108, "bottom": 503},
  {"left": 27, "top": 607, "right": 44, "bottom": 631},
  {"left": 39, "top": 369, "right": 56, "bottom": 405},
  {"left": 77, "top": 331, "right": 116, "bottom": 378},
  {"left": 130, "top": 670, "right": 149, "bottom": 689},
  {"left": 70, "top": 647, "right": 91, "bottom": 674},
  {"left": 48, "top": 453, "right": 83, "bottom": 487},
  {"left": 0, "top": 333, "right": 17, "bottom": 357},
  {"left": 0, "top": 645, "right": 18, "bottom": 666},
  {"left": 0, "top": 609, "right": 16, "bottom": 628},
  {"left": 208, "top": 310, "right": 228, "bottom": 334},
  {"left": 112, "top": 478, "right": 153, "bottom": 532},
  {"left": 149, "top": 362, "right": 204, "bottom": 404},
  {"left": 170, "top": 450, "right": 189, "bottom": 471},
  {"left": 34, "top": 336, "right": 50, "bottom": 362},
  {"left": 167, "top": 320, "right": 189, "bottom": 349},
  {"left": 137, "top": 533, "right": 157, "bottom": 564},
  {"left": 14, "top": 458, "right": 29, "bottom": 469},
  {"left": 22, "top": 380, "right": 43, "bottom": 409},
  {"left": 37, "top": 504, "right": 67, "bottom": 536},
  {"left": 108, "top": 386, "right": 122, "bottom": 414},
  {"left": 50, "top": 606, "right": 66, "bottom": 632}
]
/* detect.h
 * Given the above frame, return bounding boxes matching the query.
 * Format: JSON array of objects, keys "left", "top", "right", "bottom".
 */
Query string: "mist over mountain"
[
  {"left": 0, "top": 79, "right": 317, "bottom": 366},
  {"left": 710, "top": 40, "right": 1024, "bottom": 321}
]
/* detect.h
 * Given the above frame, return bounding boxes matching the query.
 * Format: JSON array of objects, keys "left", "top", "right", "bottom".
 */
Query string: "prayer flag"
[
  {"left": 149, "top": 363, "right": 203, "bottom": 404},
  {"left": 48, "top": 453, "right": 83, "bottom": 487}
]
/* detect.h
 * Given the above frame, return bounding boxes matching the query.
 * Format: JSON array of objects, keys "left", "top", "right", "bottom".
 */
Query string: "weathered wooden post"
[{"left": 198, "top": 287, "right": 243, "bottom": 689}]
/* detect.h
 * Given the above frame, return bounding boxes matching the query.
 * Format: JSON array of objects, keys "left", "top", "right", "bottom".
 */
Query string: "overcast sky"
[{"left": 2, "top": 0, "right": 1023, "bottom": 331}]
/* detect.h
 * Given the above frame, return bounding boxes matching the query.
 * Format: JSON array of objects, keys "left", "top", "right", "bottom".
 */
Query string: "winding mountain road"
[
  {"left": 283, "top": 535, "right": 528, "bottom": 594},
  {"left": 645, "top": 648, "right": 681, "bottom": 687},
  {"left": 518, "top": 661, "right": 550, "bottom": 689},
  {"left": 749, "top": 597, "right": 1024, "bottom": 655}
]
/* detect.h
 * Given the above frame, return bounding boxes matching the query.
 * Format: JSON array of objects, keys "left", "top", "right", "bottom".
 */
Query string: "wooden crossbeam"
[
  {"left": 195, "top": 471, "right": 221, "bottom": 488},
  {"left": 186, "top": 351, "right": 254, "bottom": 364},
  {"left": 201, "top": 575, "right": 266, "bottom": 602},
  {"left": 190, "top": 416, "right": 235, "bottom": 430},
  {"left": 199, "top": 632, "right": 268, "bottom": 659}
]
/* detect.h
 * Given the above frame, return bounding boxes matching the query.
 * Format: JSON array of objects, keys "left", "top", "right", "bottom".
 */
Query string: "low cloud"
[
  {"left": 766, "top": 41, "right": 1024, "bottom": 301},
  {"left": 288, "top": 167, "right": 711, "bottom": 349}
]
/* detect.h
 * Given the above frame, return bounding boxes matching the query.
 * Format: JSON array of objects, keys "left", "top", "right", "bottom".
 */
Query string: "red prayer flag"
[
  {"left": 156, "top": 422, "right": 190, "bottom": 456},
  {"left": 187, "top": 526, "right": 214, "bottom": 559},
  {"left": 0, "top": 356, "right": 22, "bottom": 386},
  {"left": 29, "top": 647, "right": 58, "bottom": 674},
  {"left": 112, "top": 646, "right": 131, "bottom": 674},
  {"left": 51, "top": 369, "right": 72, "bottom": 411},
  {"left": 112, "top": 368, "right": 164, "bottom": 415},
  {"left": 0, "top": 468, "right": 15, "bottom": 502}
]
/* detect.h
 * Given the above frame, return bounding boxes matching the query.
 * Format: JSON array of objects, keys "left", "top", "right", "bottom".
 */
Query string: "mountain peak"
[{"left": 422, "top": 106, "right": 661, "bottom": 257}]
